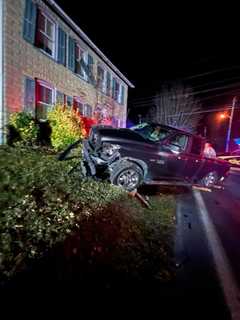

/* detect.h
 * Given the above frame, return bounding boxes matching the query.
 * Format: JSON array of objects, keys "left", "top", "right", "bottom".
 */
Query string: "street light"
[
  {"left": 219, "top": 113, "right": 227, "bottom": 120},
  {"left": 219, "top": 96, "right": 237, "bottom": 153}
]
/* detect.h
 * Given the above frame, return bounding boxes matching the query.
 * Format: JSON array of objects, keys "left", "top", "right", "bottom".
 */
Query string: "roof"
[{"left": 45, "top": 0, "right": 135, "bottom": 88}]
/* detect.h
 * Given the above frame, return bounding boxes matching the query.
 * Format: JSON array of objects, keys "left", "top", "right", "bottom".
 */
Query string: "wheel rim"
[
  {"left": 117, "top": 169, "right": 140, "bottom": 190},
  {"left": 203, "top": 172, "right": 217, "bottom": 187}
]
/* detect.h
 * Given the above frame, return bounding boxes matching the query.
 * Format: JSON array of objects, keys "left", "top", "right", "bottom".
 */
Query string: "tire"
[
  {"left": 110, "top": 162, "right": 144, "bottom": 191},
  {"left": 200, "top": 171, "right": 219, "bottom": 187}
]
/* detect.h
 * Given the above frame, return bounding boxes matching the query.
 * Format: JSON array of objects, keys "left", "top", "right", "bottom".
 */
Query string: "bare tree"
[{"left": 145, "top": 84, "right": 202, "bottom": 132}]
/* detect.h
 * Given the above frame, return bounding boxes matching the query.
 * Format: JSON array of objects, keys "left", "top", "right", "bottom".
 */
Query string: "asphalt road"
[
  {"left": 202, "top": 172, "right": 240, "bottom": 289},
  {"left": 175, "top": 172, "right": 240, "bottom": 319}
]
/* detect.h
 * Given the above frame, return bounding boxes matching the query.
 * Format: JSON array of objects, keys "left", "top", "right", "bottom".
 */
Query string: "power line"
[
  {"left": 131, "top": 105, "right": 240, "bottom": 118},
  {"left": 190, "top": 75, "right": 240, "bottom": 90},
  {"left": 180, "top": 64, "right": 240, "bottom": 81},
  {"left": 129, "top": 75, "right": 240, "bottom": 104},
  {"left": 129, "top": 82, "right": 240, "bottom": 105},
  {"left": 166, "top": 106, "right": 238, "bottom": 118},
  {"left": 129, "top": 88, "right": 240, "bottom": 108}
]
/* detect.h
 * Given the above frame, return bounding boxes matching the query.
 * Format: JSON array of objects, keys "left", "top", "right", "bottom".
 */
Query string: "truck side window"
[
  {"left": 168, "top": 134, "right": 188, "bottom": 150},
  {"left": 191, "top": 137, "right": 202, "bottom": 155}
]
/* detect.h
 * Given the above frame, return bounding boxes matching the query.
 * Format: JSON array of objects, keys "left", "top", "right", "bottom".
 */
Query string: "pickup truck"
[{"left": 60, "top": 123, "right": 230, "bottom": 191}]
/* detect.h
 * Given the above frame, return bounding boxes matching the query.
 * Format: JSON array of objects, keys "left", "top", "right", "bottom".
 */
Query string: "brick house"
[{"left": 0, "top": 0, "right": 134, "bottom": 143}]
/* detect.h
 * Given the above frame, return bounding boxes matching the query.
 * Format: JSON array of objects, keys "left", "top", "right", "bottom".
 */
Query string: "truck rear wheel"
[
  {"left": 110, "top": 162, "right": 143, "bottom": 191},
  {"left": 200, "top": 171, "right": 218, "bottom": 187}
]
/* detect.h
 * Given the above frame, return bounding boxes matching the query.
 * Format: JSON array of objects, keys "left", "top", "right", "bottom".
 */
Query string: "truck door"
[
  {"left": 156, "top": 133, "right": 190, "bottom": 180},
  {"left": 182, "top": 136, "right": 204, "bottom": 182}
]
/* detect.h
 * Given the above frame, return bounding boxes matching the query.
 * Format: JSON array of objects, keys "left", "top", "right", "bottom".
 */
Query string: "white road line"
[{"left": 193, "top": 189, "right": 240, "bottom": 320}]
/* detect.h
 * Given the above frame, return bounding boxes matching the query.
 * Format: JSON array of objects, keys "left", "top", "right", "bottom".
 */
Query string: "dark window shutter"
[
  {"left": 121, "top": 85, "right": 125, "bottom": 105},
  {"left": 112, "top": 78, "right": 116, "bottom": 99},
  {"left": 88, "top": 54, "right": 94, "bottom": 72},
  {"left": 66, "top": 96, "right": 73, "bottom": 108},
  {"left": 113, "top": 80, "right": 119, "bottom": 101},
  {"left": 68, "top": 37, "right": 75, "bottom": 72},
  {"left": 106, "top": 71, "right": 111, "bottom": 96},
  {"left": 23, "top": 0, "right": 37, "bottom": 44},
  {"left": 58, "top": 27, "right": 66, "bottom": 65},
  {"left": 24, "top": 77, "right": 35, "bottom": 115}
]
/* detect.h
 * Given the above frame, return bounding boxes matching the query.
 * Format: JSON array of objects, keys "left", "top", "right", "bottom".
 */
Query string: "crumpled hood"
[{"left": 90, "top": 125, "right": 147, "bottom": 144}]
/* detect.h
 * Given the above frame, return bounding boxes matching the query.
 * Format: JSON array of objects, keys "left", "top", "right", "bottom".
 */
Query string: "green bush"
[
  {"left": 0, "top": 146, "right": 176, "bottom": 284},
  {"left": 8, "top": 112, "right": 39, "bottom": 145},
  {"left": 0, "top": 146, "right": 124, "bottom": 280},
  {"left": 48, "top": 105, "right": 84, "bottom": 151}
]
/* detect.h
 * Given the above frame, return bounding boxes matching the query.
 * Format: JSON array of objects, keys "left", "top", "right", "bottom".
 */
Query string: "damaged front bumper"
[
  {"left": 82, "top": 139, "right": 120, "bottom": 177},
  {"left": 82, "top": 139, "right": 97, "bottom": 176}
]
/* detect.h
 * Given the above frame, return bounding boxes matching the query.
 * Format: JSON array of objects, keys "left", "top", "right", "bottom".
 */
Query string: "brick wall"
[{"left": 3, "top": 0, "right": 128, "bottom": 126}]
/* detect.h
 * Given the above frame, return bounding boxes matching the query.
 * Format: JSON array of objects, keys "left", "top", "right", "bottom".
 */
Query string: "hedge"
[{"left": 0, "top": 146, "right": 176, "bottom": 286}]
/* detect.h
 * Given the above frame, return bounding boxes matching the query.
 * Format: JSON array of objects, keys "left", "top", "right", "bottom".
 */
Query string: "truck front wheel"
[{"left": 110, "top": 162, "right": 144, "bottom": 191}]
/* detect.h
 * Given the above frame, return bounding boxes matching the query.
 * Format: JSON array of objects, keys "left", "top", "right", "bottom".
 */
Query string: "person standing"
[{"left": 203, "top": 142, "right": 216, "bottom": 158}]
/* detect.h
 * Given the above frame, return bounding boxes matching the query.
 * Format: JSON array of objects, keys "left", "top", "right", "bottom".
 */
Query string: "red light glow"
[{"left": 220, "top": 113, "right": 226, "bottom": 119}]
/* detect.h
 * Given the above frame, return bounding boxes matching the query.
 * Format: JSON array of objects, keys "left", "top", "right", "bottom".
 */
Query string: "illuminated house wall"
[{"left": 0, "top": 0, "right": 134, "bottom": 142}]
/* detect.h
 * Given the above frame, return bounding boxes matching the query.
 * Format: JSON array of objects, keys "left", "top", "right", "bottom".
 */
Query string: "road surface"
[{"left": 176, "top": 172, "right": 240, "bottom": 319}]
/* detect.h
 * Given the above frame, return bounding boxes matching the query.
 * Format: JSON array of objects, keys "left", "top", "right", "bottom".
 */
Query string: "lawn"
[{"left": 0, "top": 145, "right": 176, "bottom": 291}]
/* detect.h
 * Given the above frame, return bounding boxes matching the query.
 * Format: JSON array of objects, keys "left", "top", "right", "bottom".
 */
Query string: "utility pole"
[{"left": 225, "top": 96, "right": 237, "bottom": 153}]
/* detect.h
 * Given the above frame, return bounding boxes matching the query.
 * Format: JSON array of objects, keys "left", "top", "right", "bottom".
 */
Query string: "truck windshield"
[{"left": 130, "top": 123, "right": 170, "bottom": 142}]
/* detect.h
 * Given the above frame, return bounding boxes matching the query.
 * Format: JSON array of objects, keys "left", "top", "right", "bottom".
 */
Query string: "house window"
[
  {"left": 75, "top": 43, "right": 83, "bottom": 76},
  {"left": 56, "top": 90, "right": 65, "bottom": 105},
  {"left": 87, "top": 54, "right": 94, "bottom": 84},
  {"left": 24, "top": 77, "right": 35, "bottom": 115},
  {"left": 84, "top": 104, "right": 93, "bottom": 118},
  {"left": 112, "top": 79, "right": 120, "bottom": 101},
  {"left": 81, "top": 51, "right": 89, "bottom": 81},
  {"left": 36, "top": 11, "right": 55, "bottom": 57},
  {"left": 23, "top": 0, "right": 37, "bottom": 44},
  {"left": 73, "top": 97, "right": 84, "bottom": 115},
  {"left": 97, "top": 65, "right": 104, "bottom": 92},
  {"left": 36, "top": 80, "right": 54, "bottom": 120},
  {"left": 66, "top": 96, "right": 73, "bottom": 109}
]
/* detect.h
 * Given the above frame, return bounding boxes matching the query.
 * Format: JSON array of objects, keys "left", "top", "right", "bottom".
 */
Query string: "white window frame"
[
  {"left": 84, "top": 104, "right": 93, "bottom": 118},
  {"left": 38, "top": 81, "right": 55, "bottom": 106},
  {"left": 55, "top": 89, "right": 65, "bottom": 106},
  {"left": 38, "top": 11, "right": 56, "bottom": 58},
  {"left": 82, "top": 51, "right": 88, "bottom": 81}
]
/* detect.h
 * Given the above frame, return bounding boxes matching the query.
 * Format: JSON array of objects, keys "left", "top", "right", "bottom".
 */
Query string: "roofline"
[{"left": 45, "top": 0, "right": 135, "bottom": 88}]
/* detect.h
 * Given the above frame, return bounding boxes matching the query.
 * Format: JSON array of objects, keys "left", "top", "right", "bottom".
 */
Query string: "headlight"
[
  {"left": 92, "top": 133, "right": 98, "bottom": 144},
  {"left": 101, "top": 143, "right": 120, "bottom": 157}
]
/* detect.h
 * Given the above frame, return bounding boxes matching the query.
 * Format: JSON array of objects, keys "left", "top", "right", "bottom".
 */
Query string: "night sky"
[{"left": 54, "top": 1, "right": 240, "bottom": 150}]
